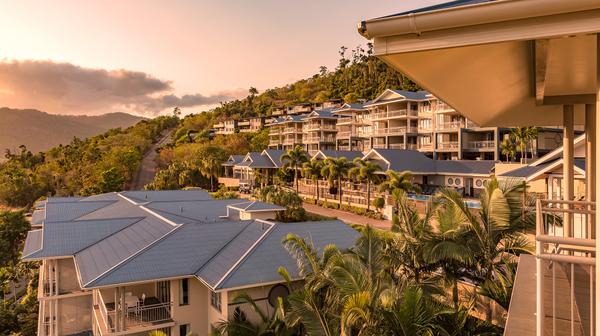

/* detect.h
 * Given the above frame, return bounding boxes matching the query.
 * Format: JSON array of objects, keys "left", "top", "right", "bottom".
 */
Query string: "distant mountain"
[{"left": 0, "top": 108, "right": 145, "bottom": 154}]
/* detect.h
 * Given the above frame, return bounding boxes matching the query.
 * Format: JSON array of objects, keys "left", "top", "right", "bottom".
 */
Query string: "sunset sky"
[{"left": 0, "top": 0, "right": 444, "bottom": 116}]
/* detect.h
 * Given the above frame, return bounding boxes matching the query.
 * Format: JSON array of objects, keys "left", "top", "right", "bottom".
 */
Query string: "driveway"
[
  {"left": 303, "top": 202, "right": 391, "bottom": 230},
  {"left": 129, "top": 130, "right": 172, "bottom": 190}
]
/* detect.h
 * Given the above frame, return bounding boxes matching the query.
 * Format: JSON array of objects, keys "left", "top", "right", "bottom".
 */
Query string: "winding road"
[{"left": 129, "top": 130, "right": 173, "bottom": 190}]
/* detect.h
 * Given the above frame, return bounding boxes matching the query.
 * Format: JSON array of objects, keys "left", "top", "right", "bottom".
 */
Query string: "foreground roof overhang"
[{"left": 359, "top": 0, "right": 600, "bottom": 126}]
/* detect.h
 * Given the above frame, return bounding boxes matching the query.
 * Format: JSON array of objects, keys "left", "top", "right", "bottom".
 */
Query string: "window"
[
  {"left": 211, "top": 291, "right": 222, "bottom": 312},
  {"left": 179, "top": 324, "right": 190, "bottom": 336},
  {"left": 179, "top": 279, "right": 189, "bottom": 306}
]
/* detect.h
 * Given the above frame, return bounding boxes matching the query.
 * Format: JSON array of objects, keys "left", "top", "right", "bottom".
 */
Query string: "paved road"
[
  {"left": 303, "top": 202, "right": 391, "bottom": 229},
  {"left": 129, "top": 130, "right": 172, "bottom": 190}
]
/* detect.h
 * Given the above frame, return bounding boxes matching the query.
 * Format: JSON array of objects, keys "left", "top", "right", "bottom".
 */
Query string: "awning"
[{"left": 359, "top": 0, "right": 600, "bottom": 126}]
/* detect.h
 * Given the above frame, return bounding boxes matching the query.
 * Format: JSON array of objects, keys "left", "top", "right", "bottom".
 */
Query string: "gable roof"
[
  {"left": 262, "top": 149, "right": 286, "bottom": 168},
  {"left": 21, "top": 190, "right": 357, "bottom": 292},
  {"left": 313, "top": 150, "right": 364, "bottom": 161},
  {"left": 223, "top": 155, "right": 245, "bottom": 166},
  {"left": 499, "top": 158, "right": 586, "bottom": 181},
  {"left": 240, "top": 152, "right": 276, "bottom": 169},
  {"left": 364, "top": 89, "right": 431, "bottom": 107}
]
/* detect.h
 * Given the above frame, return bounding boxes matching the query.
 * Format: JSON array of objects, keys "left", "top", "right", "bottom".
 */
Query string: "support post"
[
  {"left": 563, "top": 104, "right": 574, "bottom": 237},
  {"left": 595, "top": 33, "right": 600, "bottom": 336},
  {"left": 536, "top": 199, "right": 545, "bottom": 336},
  {"left": 586, "top": 104, "right": 596, "bottom": 239}
]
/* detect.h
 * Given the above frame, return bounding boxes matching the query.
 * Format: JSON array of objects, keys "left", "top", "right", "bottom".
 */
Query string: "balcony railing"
[
  {"left": 437, "top": 141, "right": 460, "bottom": 150},
  {"left": 369, "top": 109, "right": 409, "bottom": 120},
  {"left": 304, "top": 136, "right": 336, "bottom": 143},
  {"left": 436, "top": 121, "right": 464, "bottom": 131},
  {"left": 283, "top": 127, "right": 301, "bottom": 133},
  {"left": 364, "top": 126, "right": 418, "bottom": 136},
  {"left": 95, "top": 290, "right": 173, "bottom": 334},
  {"left": 535, "top": 199, "right": 596, "bottom": 336},
  {"left": 465, "top": 140, "right": 496, "bottom": 149}
]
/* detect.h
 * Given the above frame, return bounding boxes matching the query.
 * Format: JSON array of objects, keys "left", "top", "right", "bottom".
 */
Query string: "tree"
[
  {"left": 197, "top": 146, "right": 228, "bottom": 191},
  {"left": 432, "top": 177, "right": 534, "bottom": 320},
  {"left": 302, "top": 159, "right": 323, "bottom": 202},
  {"left": 280, "top": 145, "right": 308, "bottom": 193},
  {"left": 500, "top": 137, "right": 517, "bottom": 162},
  {"left": 321, "top": 157, "right": 354, "bottom": 207},
  {"left": 349, "top": 158, "right": 383, "bottom": 211},
  {"left": 511, "top": 127, "right": 529, "bottom": 163},
  {"left": 172, "top": 106, "right": 182, "bottom": 118},
  {"left": 98, "top": 167, "right": 125, "bottom": 193},
  {"left": 379, "top": 170, "right": 420, "bottom": 213},
  {"left": 0, "top": 211, "right": 30, "bottom": 267}
]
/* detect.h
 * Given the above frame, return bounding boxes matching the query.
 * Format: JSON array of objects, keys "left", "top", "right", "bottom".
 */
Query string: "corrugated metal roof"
[
  {"left": 217, "top": 220, "right": 358, "bottom": 289},
  {"left": 120, "top": 190, "right": 213, "bottom": 203},
  {"left": 435, "top": 160, "right": 495, "bottom": 175},
  {"left": 75, "top": 215, "right": 175, "bottom": 286},
  {"left": 384, "top": 0, "right": 495, "bottom": 17},
  {"left": 227, "top": 201, "right": 285, "bottom": 212},
  {"left": 22, "top": 230, "right": 43, "bottom": 258},
  {"left": 244, "top": 152, "right": 275, "bottom": 168},
  {"left": 318, "top": 150, "right": 364, "bottom": 161},
  {"left": 145, "top": 199, "right": 242, "bottom": 222},
  {"left": 31, "top": 209, "right": 45, "bottom": 225},
  {"left": 86, "top": 220, "right": 253, "bottom": 287},
  {"left": 262, "top": 149, "right": 286, "bottom": 168},
  {"left": 24, "top": 218, "right": 143, "bottom": 260},
  {"left": 369, "top": 149, "right": 437, "bottom": 173},
  {"left": 196, "top": 221, "right": 271, "bottom": 287},
  {"left": 44, "top": 201, "right": 117, "bottom": 223},
  {"left": 223, "top": 155, "right": 245, "bottom": 166}
]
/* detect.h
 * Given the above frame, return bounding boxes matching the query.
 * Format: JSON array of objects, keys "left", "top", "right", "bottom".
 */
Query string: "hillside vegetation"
[
  {"left": 0, "top": 108, "right": 144, "bottom": 154},
  {"left": 148, "top": 44, "right": 418, "bottom": 190},
  {"left": 0, "top": 116, "right": 178, "bottom": 207}
]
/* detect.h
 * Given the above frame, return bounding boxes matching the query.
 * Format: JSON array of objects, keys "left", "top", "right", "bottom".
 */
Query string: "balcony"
[
  {"left": 528, "top": 199, "right": 596, "bottom": 336},
  {"left": 437, "top": 141, "right": 460, "bottom": 150},
  {"left": 93, "top": 289, "right": 174, "bottom": 335},
  {"left": 388, "top": 143, "right": 418, "bottom": 150},
  {"left": 282, "top": 127, "right": 301, "bottom": 134},
  {"left": 464, "top": 140, "right": 496, "bottom": 150},
  {"left": 418, "top": 143, "right": 434, "bottom": 151},
  {"left": 436, "top": 121, "right": 464, "bottom": 131},
  {"left": 304, "top": 136, "right": 336, "bottom": 143},
  {"left": 369, "top": 109, "right": 411, "bottom": 120},
  {"left": 303, "top": 124, "right": 337, "bottom": 131}
]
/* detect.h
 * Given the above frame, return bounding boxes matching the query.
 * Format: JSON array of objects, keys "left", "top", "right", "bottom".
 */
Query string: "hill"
[{"left": 0, "top": 108, "right": 145, "bottom": 154}]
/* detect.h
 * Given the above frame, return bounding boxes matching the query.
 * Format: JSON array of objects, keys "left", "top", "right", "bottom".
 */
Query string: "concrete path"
[
  {"left": 303, "top": 202, "right": 391, "bottom": 230},
  {"left": 129, "top": 130, "right": 172, "bottom": 190}
]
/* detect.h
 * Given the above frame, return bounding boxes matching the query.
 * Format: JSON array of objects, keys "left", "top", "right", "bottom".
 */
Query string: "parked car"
[{"left": 239, "top": 183, "right": 252, "bottom": 194}]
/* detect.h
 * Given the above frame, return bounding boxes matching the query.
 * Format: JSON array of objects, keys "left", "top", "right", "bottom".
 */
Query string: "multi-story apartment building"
[
  {"left": 268, "top": 115, "right": 304, "bottom": 151},
  {"left": 238, "top": 117, "right": 265, "bottom": 133},
  {"left": 334, "top": 103, "right": 371, "bottom": 151},
  {"left": 23, "top": 190, "right": 357, "bottom": 336},
  {"left": 302, "top": 110, "right": 338, "bottom": 152}
]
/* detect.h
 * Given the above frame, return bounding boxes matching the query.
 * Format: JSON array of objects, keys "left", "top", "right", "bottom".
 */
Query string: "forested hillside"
[
  {"left": 0, "top": 116, "right": 178, "bottom": 208},
  {"left": 0, "top": 108, "right": 144, "bottom": 154},
  {"left": 148, "top": 44, "right": 418, "bottom": 190}
]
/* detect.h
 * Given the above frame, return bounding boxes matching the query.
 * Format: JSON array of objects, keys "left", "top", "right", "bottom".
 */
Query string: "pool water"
[{"left": 407, "top": 194, "right": 481, "bottom": 209}]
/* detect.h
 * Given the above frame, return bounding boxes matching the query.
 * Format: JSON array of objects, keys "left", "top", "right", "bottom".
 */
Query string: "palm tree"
[
  {"left": 511, "top": 127, "right": 529, "bottom": 163},
  {"left": 432, "top": 177, "right": 534, "bottom": 320},
  {"left": 379, "top": 170, "right": 420, "bottom": 214},
  {"left": 302, "top": 159, "right": 324, "bottom": 202},
  {"left": 321, "top": 157, "right": 354, "bottom": 207},
  {"left": 280, "top": 145, "right": 308, "bottom": 193},
  {"left": 526, "top": 126, "right": 539, "bottom": 160},
  {"left": 500, "top": 136, "right": 517, "bottom": 162},
  {"left": 349, "top": 158, "right": 382, "bottom": 211},
  {"left": 213, "top": 292, "right": 298, "bottom": 336}
]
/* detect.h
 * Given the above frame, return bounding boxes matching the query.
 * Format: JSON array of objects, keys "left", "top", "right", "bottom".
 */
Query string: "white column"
[
  {"left": 586, "top": 104, "right": 596, "bottom": 238},
  {"left": 563, "top": 104, "right": 574, "bottom": 237},
  {"left": 595, "top": 33, "right": 600, "bottom": 336}
]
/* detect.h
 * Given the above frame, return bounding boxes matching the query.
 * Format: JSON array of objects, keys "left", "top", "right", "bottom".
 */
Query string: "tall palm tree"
[
  {"left": 379, "top": 170, "right": 420, "bottom": 213},
  {"left": 349, "top": 158, "right": 383, "bottom": 211},
  {"left": 500, "top": 137, "right": 516, "bottom": 162},
  {"left": 302, "top": 159, "right": 324, "bottom": 201},
  {"left": 511, "top": 127, "right": 529, "bottom": 163},
  {"left": 526, "top": 126, "right": 539, "bottom": 161},
  {"left": 321, "top": 157, "right": 354, "bottom": 207},
  {"left": 280, "top": 145, "right": 308, "bottom": 193}
]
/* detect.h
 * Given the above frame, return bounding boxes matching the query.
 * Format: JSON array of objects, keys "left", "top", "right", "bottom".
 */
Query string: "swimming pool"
[{"left": 407, "top": 194, "right": 481, "bottom": 209}]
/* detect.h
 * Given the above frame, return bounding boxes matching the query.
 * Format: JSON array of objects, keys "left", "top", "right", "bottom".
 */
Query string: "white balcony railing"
[
  {"left": 465, "top": 140, "right": 496, "bottom": 149},
  {"left": 437, "top": 141, "right": 460, "bottom": 150},
  {"left": 369, "top": 109, "right": 409, "bottom": 120},
  {"left": 535, "top": 199, "right": 596, "bottom": 336},
  {"left": 436, "top": 121, "right": 464, "bottom": 131}
]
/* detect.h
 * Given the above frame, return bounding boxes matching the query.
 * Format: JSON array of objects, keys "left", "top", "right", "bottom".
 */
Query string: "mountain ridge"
[{"left": 0, "top": 108, "right": 145, "bottom": 154}]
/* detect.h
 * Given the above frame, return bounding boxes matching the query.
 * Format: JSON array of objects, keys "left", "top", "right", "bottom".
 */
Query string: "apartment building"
[
  {"left": 360, "top": 2, "right": 599, "bottom": 335},
  {"left": 268, "top": 115, "right": 304, "bottom": 151},
  {"left": 23, "top": 190, "right": 357, "bottom": 336},
  {"left": 238, "top": 117, "right": 265, "bottom": 133},
  {"left": 334, "top": 103, "right": 371, "bottom": 151},
  {"left": 302, "top": 109, "right": 338, "bottom": 152}
]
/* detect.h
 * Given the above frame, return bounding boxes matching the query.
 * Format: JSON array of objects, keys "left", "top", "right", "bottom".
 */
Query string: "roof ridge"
[
  {"left": 192, "top": 220, "right": 260, "bottom": 282},
  {"left": 83, "top": 223, "right": 184, "bottom": 288},
  {"left": 214, "top": 220, "right": 278, "bottom": 289}
]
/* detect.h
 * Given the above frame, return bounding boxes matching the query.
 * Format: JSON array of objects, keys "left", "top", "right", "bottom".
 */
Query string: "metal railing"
[
  {"left": 369, "top": 109, "right": 409, "bottom": 120},
  {"left": 436, "top": 121, "right": 464, "bottom": 130},
  {"left": 437, "top": 141, "right": 460, "bottom": 150},
  {"left": 535, "top": 199, "right": 596, "bottom": 336},
  {"left": 465, "top": 140, "right": 496, "bottom": 149}
]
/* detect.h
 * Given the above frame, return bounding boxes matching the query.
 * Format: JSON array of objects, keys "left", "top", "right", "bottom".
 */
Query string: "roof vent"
[{"left": 179, "top": 206, "right": 183, "bottom": 212}]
